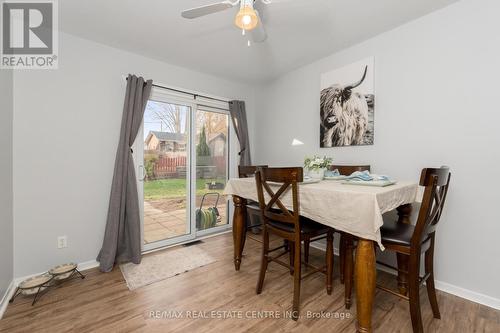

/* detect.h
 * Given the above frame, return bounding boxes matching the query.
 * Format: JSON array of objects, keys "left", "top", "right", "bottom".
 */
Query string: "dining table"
[{"left": 223, "top": 177, "right": 418, "bottom": 333}]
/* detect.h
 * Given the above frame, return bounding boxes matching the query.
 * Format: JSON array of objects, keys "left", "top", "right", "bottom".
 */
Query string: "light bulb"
[
  {"left": 242, "top": 15, "right": 252, "bottom": 25},
  {"left": 234, "top": 3, "right": 258, "bottom": 31},
  {"left": 242, "top": 29, "right": 245, "bottom": 36}
]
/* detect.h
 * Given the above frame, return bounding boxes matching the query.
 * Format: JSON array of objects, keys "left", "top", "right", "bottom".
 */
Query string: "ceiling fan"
[{"left": 181, "top": 0, "right": 293, "bottom": 44}]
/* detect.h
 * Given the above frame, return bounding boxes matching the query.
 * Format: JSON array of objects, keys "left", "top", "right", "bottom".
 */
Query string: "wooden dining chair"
[
  {"left": 345, "top": 167, "right": 451, "bottom": 332},
  {"left": 238, "top": 165, "right": 268, "bottom": 235},
  {"left": 255, "top": 167, "right": 334, "bottom": 320},
  {"left": 329, "top": 165, "right": 371, "bottom": 176}
]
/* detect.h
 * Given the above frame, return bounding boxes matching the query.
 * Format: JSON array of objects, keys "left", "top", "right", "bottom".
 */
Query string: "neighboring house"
[
  {"left": 208, "top": 133, "right": 226, "bottom": 157},
  {"left": 145, "top": 131, "right": 187, "bottom": 152}
]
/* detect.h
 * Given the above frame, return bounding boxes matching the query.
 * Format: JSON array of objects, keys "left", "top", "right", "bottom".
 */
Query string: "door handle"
[{"left": 138, "top": 165, "right": 146, "bottom": 181}]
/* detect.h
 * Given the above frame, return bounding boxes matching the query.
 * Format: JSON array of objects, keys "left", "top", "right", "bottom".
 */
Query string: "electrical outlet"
[{"left": 57, "top": 236, "right": 67, "bottom": 249}]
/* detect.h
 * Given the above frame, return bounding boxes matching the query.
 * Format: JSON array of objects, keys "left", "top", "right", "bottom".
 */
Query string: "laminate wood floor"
[{"left": 1, "top": 233, "right": 499, "bottom": 332}]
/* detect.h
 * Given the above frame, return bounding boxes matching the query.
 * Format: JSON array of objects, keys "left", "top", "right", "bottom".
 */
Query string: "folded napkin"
[{"left": 347, "top": 171, "right": 390, "bottom": 181}]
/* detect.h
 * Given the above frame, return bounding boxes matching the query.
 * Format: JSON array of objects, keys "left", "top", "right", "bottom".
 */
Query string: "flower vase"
[{"left": 308, "top": 168, "right": 326, "bottom": 180}]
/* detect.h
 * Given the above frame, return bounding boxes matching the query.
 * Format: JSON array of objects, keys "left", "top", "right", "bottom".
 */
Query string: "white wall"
[
  {"left": 12, "top": 32, "right": 256, "bottom": 277},
  {"left": 254, "top": 0, "right": 500, "bottom": 303},
  {"left": 0, "top": 69, "right": 14, "bottom": 302}
]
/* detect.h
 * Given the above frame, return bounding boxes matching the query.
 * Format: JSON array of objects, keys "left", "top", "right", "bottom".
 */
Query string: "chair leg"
[
  {"left": 339, "top": 233, "right": 345, "bottom": 284},
  {"left": 408, "top": 255, "right": 424, "bottom": 333},
  {"left": 425, "top": 238, "right": 441, "bottom": 319},
  {"left": 304, "top": 237, "right": 310, "bottom": 264},
  {"left": 326, "top": 230, "right": 334, "bottom": 295},
  {"left": 292, "top": 239, "right": 302, "bottom": 321},
  {"left": 397, "top": 253, "right": 409, "bottom": 296},
  {"left": 256, "top": 227, "right": 269, "bottom": 294},
  {"left": 289, "top": 242, "right": 295, "bottom": 275},
  {"left": 344, "top": 234, "right": 354, "bottom": 309}
]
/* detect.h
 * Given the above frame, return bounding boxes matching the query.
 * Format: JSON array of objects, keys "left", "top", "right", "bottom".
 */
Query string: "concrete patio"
[{"left": 144, "top": 200, "right": 227, "bottom": 244}]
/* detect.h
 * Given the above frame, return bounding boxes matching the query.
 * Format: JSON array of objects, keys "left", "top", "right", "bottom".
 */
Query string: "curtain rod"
[
  {"left": 125, "top": 76, "right": 231, "bottom": 104},
  {"left": 152, "top": 83, "right": 230, "bottom": 104}
]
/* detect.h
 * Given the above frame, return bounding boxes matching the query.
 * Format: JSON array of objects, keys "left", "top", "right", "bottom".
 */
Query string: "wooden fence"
[
  {"left": 152, "top": 155, "right": 226, "bottom": 179},
  {"left": 154, "top": 156, "right": 187, "bottom": 176}
]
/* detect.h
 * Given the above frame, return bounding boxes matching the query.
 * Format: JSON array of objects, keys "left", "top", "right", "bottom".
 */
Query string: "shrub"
[
  {"left": 144, "top": 153, "right": 158, "bottom": 180},
  {"left": 196, "top": 126, "right": 211, "bottom": 157}
]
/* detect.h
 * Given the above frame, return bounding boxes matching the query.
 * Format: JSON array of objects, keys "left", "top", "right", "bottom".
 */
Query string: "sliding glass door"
[
  {"left": 141, "top": 100, "right": 192, "bottom": 248},
  {"left": 195, "top": 107, "right": 229, "bottom": 234},
  {"left": 133, "top": 88, "right": 231, "bottom": 251}
]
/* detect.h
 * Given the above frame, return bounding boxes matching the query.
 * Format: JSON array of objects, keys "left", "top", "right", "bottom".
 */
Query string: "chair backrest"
[
  {"left": 329, "top": 165, "right": 371, "bottom": 175},
  {"left": 255, "top": 167, "right": 303, "bottom": 235},
  {"left": 238, "top": 165, "right": 269, "bottom": 178},
  {"left": 412, "top": 167, "right": 451, "bottom": 247}
]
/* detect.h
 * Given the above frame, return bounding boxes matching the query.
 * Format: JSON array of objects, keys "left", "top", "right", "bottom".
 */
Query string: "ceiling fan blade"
[
  {"left": 250, "top": 10, "right": 267, "bottom": 43},
  {"left": 181, "top": 1, "right": 235, "bottom": 19}
]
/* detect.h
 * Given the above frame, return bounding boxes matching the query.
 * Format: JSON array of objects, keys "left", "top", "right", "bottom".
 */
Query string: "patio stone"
[
  {"left": 144, "top": 228, "right": 177, "bottom": 243},
  {"left": 143, "top": 199, "right": 228, "bottom": 244},
  {"left": 165, "top": 223, "right": 187, "bottom": 233},
  {"left": 155, "top": 215, "right": 185, "bottom": 224},
  {"left": 144, "top": 223, "right": 166, "bottom": 232}
]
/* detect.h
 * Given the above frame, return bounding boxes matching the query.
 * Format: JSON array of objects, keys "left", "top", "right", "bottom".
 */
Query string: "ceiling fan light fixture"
[{"left": 235, "top": 1, "right": 258, "bottom": 31}]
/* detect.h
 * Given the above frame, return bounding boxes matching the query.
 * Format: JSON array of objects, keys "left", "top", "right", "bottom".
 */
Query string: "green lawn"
[{"left": 144, "top": 178, "right": 226, "bottom": 200}]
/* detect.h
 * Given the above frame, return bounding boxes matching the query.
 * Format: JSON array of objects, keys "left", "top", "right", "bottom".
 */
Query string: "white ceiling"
[{"left": 59, "top": 0, "right": 459, "bottom": 83}]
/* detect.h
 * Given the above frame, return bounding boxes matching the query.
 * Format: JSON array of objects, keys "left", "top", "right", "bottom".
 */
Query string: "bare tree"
[
  {"left": 197, "top": 111, "right": 228, "bottom": 140},
  {"left": 148, "top": 103, "right": 228, "bottom": 139},
  {"left": 150, "top": 103, "right": 184, "bottom": 133}
]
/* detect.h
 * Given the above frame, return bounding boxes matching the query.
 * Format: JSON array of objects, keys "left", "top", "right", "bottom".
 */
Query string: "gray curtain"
[
  {"left": 97, "top": 74, "right": 152, "bottom": 272},
  {"left": 229, "top": 100, "right": 252, "bottom": 165}
]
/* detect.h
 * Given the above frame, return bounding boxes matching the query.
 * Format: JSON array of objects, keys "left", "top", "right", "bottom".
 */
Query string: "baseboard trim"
[
  {"left": 434, "top": 280, "right": 500, "bottom": 310},
  {"left": 76, "top": 259, "right": 100, "bottom": 272},
  {"left": 0, "top": 280, "right": 16, "bottom": 320},
  {"left": 309, "top": 243, "right": 500, "bottom": 311}
]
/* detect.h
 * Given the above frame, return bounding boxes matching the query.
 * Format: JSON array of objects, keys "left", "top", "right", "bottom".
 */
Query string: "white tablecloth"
[{"left": 223, "top": 178, "right": 418, "bottom": 249}]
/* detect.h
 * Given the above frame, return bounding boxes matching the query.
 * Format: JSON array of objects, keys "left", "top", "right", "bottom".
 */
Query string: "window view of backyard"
[
  {"left": 142, "top": 101, "right": 228, "bottom": 244},
  {"left": 195, "top": 109, "right": 229, "bottom": 232}
]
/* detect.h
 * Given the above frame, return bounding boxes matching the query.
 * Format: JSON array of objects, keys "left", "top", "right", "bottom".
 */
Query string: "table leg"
[
  {"left": 355, "top": 239, "right": 376, "bottom": 333},
  {"left": 396, "top": 203, "right": 413, "bottom": 295},
  {"left": 397, "top": 203, "right": 412, "bottom": 224},
  {"left": 232, "top": 195, "right": 247, "bottom": 271}
]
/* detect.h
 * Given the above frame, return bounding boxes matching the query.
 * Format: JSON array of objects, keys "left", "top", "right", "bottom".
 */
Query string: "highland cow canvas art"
[{"left": 320, "top": 57, "right": 375, "bottom": 147}]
